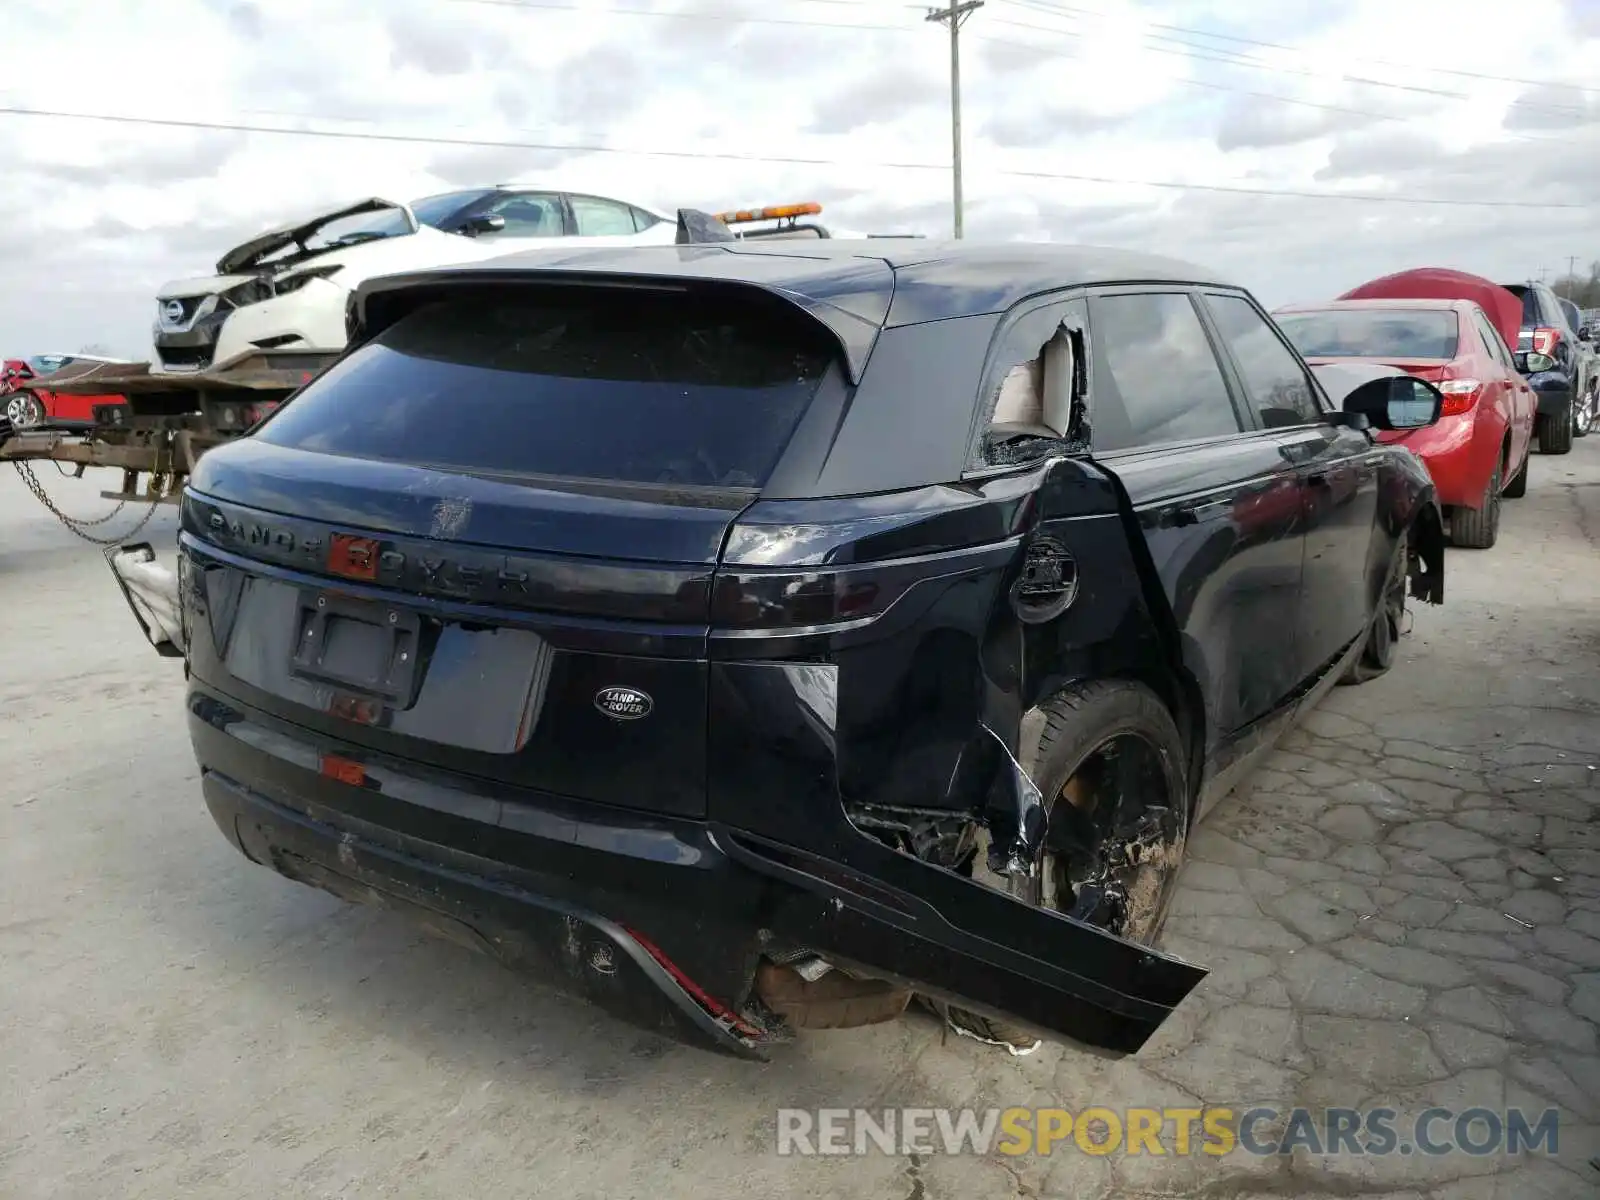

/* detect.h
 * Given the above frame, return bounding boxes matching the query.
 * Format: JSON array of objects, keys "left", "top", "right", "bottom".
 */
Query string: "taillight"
[
  {"left": 1437, "top": 379, "right": 1482, "bottom": 416},
  {"left": 709, "top": 565, "right": 907, "bottom": 632},
  {"left": 1532, "top": 327, "right": 1560, "bottom": 356},
  {"left": 711, "top": 529, "right": 1019, "bottom": 633}
]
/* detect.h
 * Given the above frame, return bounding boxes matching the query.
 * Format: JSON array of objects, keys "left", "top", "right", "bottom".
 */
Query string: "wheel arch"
[{"left": 1020, "top": 663, "right": 1205, "bottom": 818}]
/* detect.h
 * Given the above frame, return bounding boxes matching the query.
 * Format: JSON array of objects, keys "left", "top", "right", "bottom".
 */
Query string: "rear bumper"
[
  {"left": 191, "top": 688, "right": 781, "bottom": 1058},
  {"left": 1377, "top": 413, "right": 1491, "bottom": 509},
  {"left": 203, "top": 768, "right": 773, "bottom": 1058},
  {"left": 187, "top": 683, "right": 1205, "bottom": 1058},
  {"left": 1526, "top": 375, "right": 1571, "bottom": 418}
]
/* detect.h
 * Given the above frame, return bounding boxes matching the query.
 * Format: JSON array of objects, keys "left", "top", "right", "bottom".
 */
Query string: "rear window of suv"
[
  {"left": 1276, "top": 309, "right": 1459, "bottom": 360},
  {"left": 1502, "top": 285, "right": 1542, "bottom": 329},
  {"left": 255, "top": 288, "right": 837, "bottom": 490}
]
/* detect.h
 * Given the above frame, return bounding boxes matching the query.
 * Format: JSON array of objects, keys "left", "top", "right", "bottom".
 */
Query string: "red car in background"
[
  {"left": 1275, "top": 297, "right": 1535, "bottom": 549},
  {"left": 1, "top": 354, "right": 130, "bottom": 433}
]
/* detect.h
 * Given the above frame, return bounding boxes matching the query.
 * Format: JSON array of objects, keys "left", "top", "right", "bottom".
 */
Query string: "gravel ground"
[{"left": 2, "top": 442, "right": 1598, "bottom": 1200}]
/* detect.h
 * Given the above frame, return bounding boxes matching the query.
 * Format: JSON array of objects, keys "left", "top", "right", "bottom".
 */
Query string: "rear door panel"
[
  {"left": 1096, "top": 437, "right": 1308, "bottom": 744},
  {"left": 1197, "top": 290, "right": 1381, "bottom": 683},
  {"left": 1083, "top": 287, "right": 1310, "bottom": 748},
  {"left": 1281, "top": 425, "right": 1383, "bottom": 677}
]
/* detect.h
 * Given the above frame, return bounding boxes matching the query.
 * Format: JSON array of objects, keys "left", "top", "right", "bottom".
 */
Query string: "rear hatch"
[
  {"left": 182, "top": 284, "right": 840, "bottom": 819},
  {"left": 1501, "top": 284, "right": 1539, "bottom": 355}
]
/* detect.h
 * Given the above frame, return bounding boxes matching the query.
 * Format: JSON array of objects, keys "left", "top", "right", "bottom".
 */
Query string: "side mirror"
[
  {"left": 1343, "top": 375, "right": 1442, "bottom": 431},
  {"left": 1517, "top": 350, "right": 1557, "bottom": 373},
  {"left": 461, "top": 213, "right": 507, "bottom": 236}
]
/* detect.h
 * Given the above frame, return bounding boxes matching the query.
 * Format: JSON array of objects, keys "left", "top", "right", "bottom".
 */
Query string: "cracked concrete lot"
[{"left": 3, "top": 442, "right": 1599, "bottom": 1200}]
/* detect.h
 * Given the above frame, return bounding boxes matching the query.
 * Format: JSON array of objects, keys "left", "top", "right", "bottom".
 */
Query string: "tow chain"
[{"left": 12, "top": 460, "right": 162, "bottom": 546}]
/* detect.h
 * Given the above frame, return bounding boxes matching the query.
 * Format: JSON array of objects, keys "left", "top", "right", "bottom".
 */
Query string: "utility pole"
[
  {"left": 1537, "top": 265, "right": 1550, "bottom": 284},
  {"left": 1566, "top": 255, "right": 1579, "bottom": 295},
  {"left": 927, "top": 0, "right": 984, "bottom": 239}
]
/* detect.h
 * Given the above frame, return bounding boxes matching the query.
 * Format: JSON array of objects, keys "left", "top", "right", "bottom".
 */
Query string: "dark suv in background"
[
  {"left": 1501, "top": 280, "right": 1587, "bottom": 453},
  {"left": 1558, "top": 297, "right": 1598, "bottom": 438}
]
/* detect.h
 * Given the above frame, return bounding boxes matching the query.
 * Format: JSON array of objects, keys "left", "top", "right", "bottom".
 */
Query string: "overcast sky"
[{"left": 3, "top": 0, "right": 1598, "bottom": 358}]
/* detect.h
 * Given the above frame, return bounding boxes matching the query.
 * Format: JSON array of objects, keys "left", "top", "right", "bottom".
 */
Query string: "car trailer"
[
  {"left": 0, "top": 205, "right": 766, "bottom": 550},
  {"left": 0, "top": 349, "right": 335, "bottom": 543}
]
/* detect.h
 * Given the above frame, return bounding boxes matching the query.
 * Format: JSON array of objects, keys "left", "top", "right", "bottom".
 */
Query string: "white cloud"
[{"left": 0, "top": 0, "right": 1597, "bottom": 356}]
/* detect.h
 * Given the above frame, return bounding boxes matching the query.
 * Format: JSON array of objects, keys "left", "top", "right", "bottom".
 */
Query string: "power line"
[
  {"left": 444, "top": 0, "right": 918, "bottom": 33},
  {"left": 991, "top": 164, "right": 1585, "bottom": 208},
  {"left": 996, "top": 0, "right": 1595, "bottom": 117},
  {"left": 1005, "top": 0, "right": 1600, "bottom": 99},
  {"left": 972, "top": 30, "right": 1566, "bottom": 147},
  {"left": 1, "top": 106, "right": 1590, "bottom": 209},
  {"left": 446, "top": 0, "right": 1585, "bottom": 135}
]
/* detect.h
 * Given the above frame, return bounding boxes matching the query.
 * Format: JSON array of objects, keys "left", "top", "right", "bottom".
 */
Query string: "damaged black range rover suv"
[{"left": 156, "top": 240, "right": 1446, "bottom": 1059}]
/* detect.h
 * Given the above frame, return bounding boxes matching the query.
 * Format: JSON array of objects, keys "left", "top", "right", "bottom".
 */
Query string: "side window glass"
[
  {"left": 477, "top": 192, "right": 565, "bottom": 237},
  {"left": 976, "top": 297, "right": 1087, "bottom": 465},
  {"left": 1205, "top": 293, "right": 1321, "bottom": 428},
  {"left": 1541, "top": 291, "right": 1565, "bottom": 330},
  {"left": 631, "top": 206, "right": 665, "bottom": 233},
  {"left": 571, "top": 195, "right": 639, "bottom": 237},
  {"left": 1560, "top": 299, "right": 1581, "bottom": 335},
  {"left": 1087, "top": 293, "right": 1240, "bottom": 451}
]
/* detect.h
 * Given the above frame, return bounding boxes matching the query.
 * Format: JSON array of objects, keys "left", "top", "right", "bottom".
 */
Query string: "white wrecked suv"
[{"left": 151, "top": 186, "right": 689, "bottom": 371}]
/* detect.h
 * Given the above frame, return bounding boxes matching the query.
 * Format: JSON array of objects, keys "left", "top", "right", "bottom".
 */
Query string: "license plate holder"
[{"left": 290, "top": 591, "right": 422, "bottom": 704}]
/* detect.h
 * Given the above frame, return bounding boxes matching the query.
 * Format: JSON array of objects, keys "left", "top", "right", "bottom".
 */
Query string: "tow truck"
[
  {"left": 2, "top": 347, "right": 331, "bottom": 519},
  {"left": 2, "top": 206, "right": 845, "bottom": 536},
  {"left": 2, "top": 203, "right": 894, "bottom": 629}
]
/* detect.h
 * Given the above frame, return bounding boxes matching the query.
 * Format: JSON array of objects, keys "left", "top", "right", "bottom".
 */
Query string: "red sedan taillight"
[
  {"left": 1531, "top": 327, "right": 1560, "bottom": 357},
  {"left": 1437, "top": 379, "right": 1481, "bottom": 416}
]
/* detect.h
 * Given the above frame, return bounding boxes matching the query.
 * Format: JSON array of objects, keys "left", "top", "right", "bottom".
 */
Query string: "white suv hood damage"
[
  {"left": 157, "top": 197, "right": 511, "bottom": 302},
  {"left": 151, "top": 197, "right": 519, "bottom": 367}
]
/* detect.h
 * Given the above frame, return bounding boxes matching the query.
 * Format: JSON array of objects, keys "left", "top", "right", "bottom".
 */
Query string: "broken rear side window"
[
  {"left": 256, "top": 289, "right": 837, "bottom": 490},
  {"left": 975, "top": 296, "right": 1088, "bottom": 467}
]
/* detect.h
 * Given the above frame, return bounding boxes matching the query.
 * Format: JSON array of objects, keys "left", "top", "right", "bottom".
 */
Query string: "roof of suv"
[{"left": 355, "top": 239, "right": 1238, "bottom": 335}]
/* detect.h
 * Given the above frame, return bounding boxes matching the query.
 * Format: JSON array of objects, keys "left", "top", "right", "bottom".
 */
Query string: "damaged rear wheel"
[{"left": 927, "top": 680, "right": 1190, "bottom": 1052}]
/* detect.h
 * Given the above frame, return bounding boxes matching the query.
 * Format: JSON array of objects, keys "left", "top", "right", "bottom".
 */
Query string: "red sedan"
[
  {"left": 1, "top": 354, "right": 129, "bottom": 432},
  {"left": 1274, "top": 299, "right": 1536, "bottom": 549}
]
